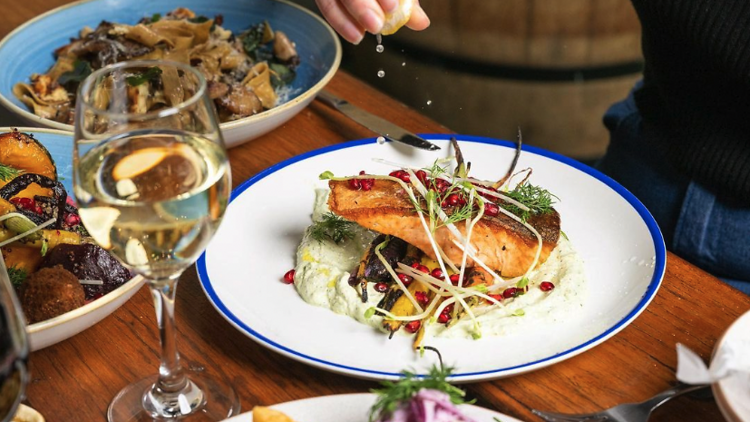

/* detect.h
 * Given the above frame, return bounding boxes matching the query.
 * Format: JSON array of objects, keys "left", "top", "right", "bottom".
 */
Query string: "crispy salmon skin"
[{"left": 327, "top": 179, "right": 560, "bottom": 278}]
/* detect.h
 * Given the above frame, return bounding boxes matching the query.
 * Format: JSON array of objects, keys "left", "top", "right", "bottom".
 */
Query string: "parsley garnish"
[
  {"left": 0, "top": 163, "right": 22, "bottom": 182},
  {"left": 310, "top": 213, "right": 355, "bottom": 244},
  {"left": 369, "top": 366, "right": 472, "bottom": 422},
  {"left": 57, "top": 60, "right": 92, "bottom": 87},
  {"left": 501, "top": 182, "right": 557, "bottom": 222},
  {"left": 125, "top": 67, "right": 162, "bottom": 87},
  {"left": 7, "top": 266, "right": 27, "bottom": 287}
]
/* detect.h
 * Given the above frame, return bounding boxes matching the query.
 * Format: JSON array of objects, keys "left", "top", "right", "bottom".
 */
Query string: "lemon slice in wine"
[{"left": 380, "top": 0, "right": 414, "bottom": 35}]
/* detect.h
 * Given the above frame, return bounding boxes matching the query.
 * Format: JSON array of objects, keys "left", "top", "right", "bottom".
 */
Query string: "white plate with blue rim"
[
  {"left": 222, "top": 393, "right": 525, "bottom": 422},
  {"left": 197, "top": 135, "right": 665, "bottom": 382},
  {"left": 0, "top": 0, "right": 341, "bottom": 148},
  {"left": 1, "top": 127, "right": 144, "bottom": 351}
]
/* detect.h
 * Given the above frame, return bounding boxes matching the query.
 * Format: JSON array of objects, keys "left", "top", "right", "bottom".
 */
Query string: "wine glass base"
[{"left": 107, "top": 371, "right": 240, "bottom": 421}]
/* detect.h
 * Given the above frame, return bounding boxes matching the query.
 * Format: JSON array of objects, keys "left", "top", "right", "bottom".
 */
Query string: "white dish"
[
  {"left": 197, "top": 135, "right": 665, "bottom": 382},
  {"left": 713, "top": 309, "right": 750, "bottom": 422},
  {"left": 222, "top": 393, "right": 525, "bottom": 422},
  {"left": 0, "top": 127, "right": 145, "bottom": 351}
]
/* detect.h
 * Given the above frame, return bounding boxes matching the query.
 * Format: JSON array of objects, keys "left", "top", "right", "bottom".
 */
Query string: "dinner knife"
[{"left": 316, "top": 90, "right": 440, "bottom": 151}]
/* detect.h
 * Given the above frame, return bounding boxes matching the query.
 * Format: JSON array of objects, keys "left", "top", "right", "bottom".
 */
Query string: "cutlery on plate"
[
  {"left": 316, "top": 90, "right": 440, "bottom": 151},
  {"left": 532, "top": 383, "right": 710, "bottom": 422}
]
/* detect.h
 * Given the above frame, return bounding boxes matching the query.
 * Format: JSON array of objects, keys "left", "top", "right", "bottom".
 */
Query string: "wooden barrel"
[{"left": 294, "top": 0, "right": 644, "bottom": 159}]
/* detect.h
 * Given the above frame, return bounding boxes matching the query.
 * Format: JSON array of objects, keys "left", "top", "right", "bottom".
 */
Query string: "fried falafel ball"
[{"left": 20, "top": 266, "right": 85, "bottom": 324}]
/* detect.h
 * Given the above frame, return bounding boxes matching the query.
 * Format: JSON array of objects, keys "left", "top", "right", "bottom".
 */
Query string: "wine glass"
[
  {"left": 72, "top": 60, "right": 238, "bottom": 421},
  {"left": 0, "top": 254, "right": 29, "bottom": 421}
]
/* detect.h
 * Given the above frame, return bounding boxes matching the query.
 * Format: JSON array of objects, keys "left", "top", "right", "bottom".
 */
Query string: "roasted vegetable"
[
  {"left": 1, "top": 245, "right": 44, "bottom": 274},
  {"left": 0, "top": 130, "right": 57, "bottom": 198},
  {"left": 0, "top": 173, "right": 67, "bottom": 229},
  {"left": 383, "top": 279, "right": 431, "bottom": 336},
  {"left": 40, "top": 243, "right": 132, "bottom": 300},
  {"left": 19, "top": 266, "right": 85, "bottom": 324}
]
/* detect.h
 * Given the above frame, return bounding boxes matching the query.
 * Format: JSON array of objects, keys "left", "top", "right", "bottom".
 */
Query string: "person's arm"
[{"left": 315, "top": 0, "right": 430, "bottom": 44}]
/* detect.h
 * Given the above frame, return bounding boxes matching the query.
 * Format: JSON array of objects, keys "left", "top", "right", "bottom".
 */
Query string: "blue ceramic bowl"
[{"left": 0, "top": 0, "right": 341, "bottom": 148}]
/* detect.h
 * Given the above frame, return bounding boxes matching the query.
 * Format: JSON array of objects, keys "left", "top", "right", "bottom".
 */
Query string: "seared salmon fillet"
[{"left": 328, "top": 179, "right": 560, "bottom": 278}]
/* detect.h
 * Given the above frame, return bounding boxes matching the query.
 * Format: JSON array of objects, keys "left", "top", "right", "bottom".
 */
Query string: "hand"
[{"left": 315, "top": 0, "right": 430, "bottom": 44}]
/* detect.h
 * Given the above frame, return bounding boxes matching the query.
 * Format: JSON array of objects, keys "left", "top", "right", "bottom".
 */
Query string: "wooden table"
[{"left": 6, "top": 1, "right": 750, "bottom": 421}]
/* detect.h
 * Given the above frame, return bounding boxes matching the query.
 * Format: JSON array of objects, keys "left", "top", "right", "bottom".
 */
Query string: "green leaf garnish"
[
  {"left": 364, "top": 307, "right": 376, "bottom": 319},
  {"left": 516, "top": 277, "right": 529, "bottom": 289},
  {"left": 0, "top": 163, "right": 23, "bottom": 182},
  {"left": 269, "top": 63, "right": 296, "bottom": 88},
  {"left": 512, "top": 309, "right": 525, "bottom": 317},
  {"left": 40, "top": 239, "right": 48, "bottom": 257},
  {"left": 7, "top": 266, "right": 27, "bottom": 287},
  {"left": 319, "top": 171, "right": 334, "bottom": 180},
  {"left": 310, "top": 212, "right": 355, "bottom": 244},
  {"left": 501, "top": 182, "right": 557, "bottom": 222},
  {"left": 150, "top": 13, "right": 161, "bottom": 23},
  {"left": 58, "top": 60, "right": 92, "bottom": 87},
  {"left": 369, "top": 366, "right": 472, "bottom": 422},
  {"left": 126, "top": 67, "right": 162, "bottom": 87}
]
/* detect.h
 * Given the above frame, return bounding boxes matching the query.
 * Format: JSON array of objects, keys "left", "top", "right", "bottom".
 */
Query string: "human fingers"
[
  {"left": 316, "top": 0, "right": 366, "bottom": 44},
  {"left": 340, "top": 0, "right": 390, "bottom": 35},
  {"left": 405, "top": 0, "right": 430, "bottom": 31}
]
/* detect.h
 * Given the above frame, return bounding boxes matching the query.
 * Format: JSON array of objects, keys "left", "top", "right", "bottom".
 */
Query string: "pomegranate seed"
[
  {"left": 443, "top": 303, "right": 455, "bottom": 314},
  {"left": 502, "top": 287, "right": 519, "bottom": 298},
  {"left": 430, "top": 268, "right": 444, "bottom": 280},
  {"left": 404, "top": 320, "right": 421, "bottom": 333},
  {"left": 64, "top": 213, "right": 81, "bottom": 226},
  {"left": 433, "top": 179, "right": 449, "bottom": 193},
  {"left": 397, "top": 273, "right": 413, "bottom": 286},
  {"left": 415, "top": 170, "right": 428, "bottom": 184},
  {"left": 410, "top": 262, "right": 421, "bottom": 269},
  {"left": 374, "top": 282, "right": 388, "bottom": 293},
  {"left": 449, "top": 274, "right": 462, "bottom": 286},
  {"left": 438, "top": 313, "right": 451, "bottom": 324},
  {"left": 414, "top": 291, "right": 429, "bottom": 306},
  {"left": 34, "top": 206, "right": 43, "bottom": 214},
  {"left": 348, "top": 178, "right": 361, "bottom": 190},
  {"left": 416, "top": 264, "right": 430, "bottom": 273},
  {"left": 484, "top": 203, "right": 500, "bottom": 217},
  {"left": 389, "top": 170, "right": 410, "bottom": 183},
  {"left": 361, "top": 180, "right": 374, "bottom": 191},
  {"left": 540, "top": 281, "right": 555, "bottom": 292},
  {"left": 283, "top": 269, "right": 295, "bottom": 284},
  {"left": 446, "top": 194, "right": 460, "bottom": 206},
  {"left": 486, "top": 294, "right": 504, "bottom": 304}
]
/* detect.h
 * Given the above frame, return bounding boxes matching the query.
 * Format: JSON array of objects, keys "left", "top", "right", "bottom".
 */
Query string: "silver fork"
[{"left": 532, "top": 383, "right": 710, "bottom": 422}]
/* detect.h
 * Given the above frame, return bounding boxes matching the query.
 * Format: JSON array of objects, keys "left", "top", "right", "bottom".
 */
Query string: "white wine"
[{"left": 75, "top": 131, "right": 231, "bottom": 280}]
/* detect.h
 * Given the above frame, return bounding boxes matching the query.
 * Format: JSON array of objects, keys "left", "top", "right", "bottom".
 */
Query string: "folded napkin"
[{"left": 676, "top": 341, "right": 750, "bottom": 384}]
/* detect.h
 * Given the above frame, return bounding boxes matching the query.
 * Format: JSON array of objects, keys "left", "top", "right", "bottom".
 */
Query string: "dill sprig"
[
  {"left": 7, "top": 266, "right": 27, "bottom": 287},
  {"left": 309, "top": 212, "right": 355, "bottom": 244},
  {"left": 0, "top": 164, "right": 23, "bottom": 182},
  {"left": 501, "top": 182, "right": 557, "bottom": 222},
  {"left": 369, "top": 366, "right": 471, "bottom": 422}
]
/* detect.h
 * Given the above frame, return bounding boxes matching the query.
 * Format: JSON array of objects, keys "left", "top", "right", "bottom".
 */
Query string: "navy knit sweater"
[{"left": 630, "top": 0, "right": 750, "bottom": 205}]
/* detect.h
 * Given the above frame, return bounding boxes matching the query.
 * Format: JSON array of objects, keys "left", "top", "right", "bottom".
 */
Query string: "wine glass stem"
[{"left": 150, "top": 277, "right": 187, "bottom": 393}]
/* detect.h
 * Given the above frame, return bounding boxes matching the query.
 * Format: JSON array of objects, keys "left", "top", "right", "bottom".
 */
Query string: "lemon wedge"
[{"left": 380, "top": 0, "right": 414, "bottom": 35}]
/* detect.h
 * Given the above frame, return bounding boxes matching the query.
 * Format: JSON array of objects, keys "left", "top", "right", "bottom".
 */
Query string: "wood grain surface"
[{"left": 3, "top": 1, "right": 750, "bottom": 421}]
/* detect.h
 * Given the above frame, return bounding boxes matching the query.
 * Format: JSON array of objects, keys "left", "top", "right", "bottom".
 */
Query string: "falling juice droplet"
[
  {"left": 427, "top": 100, "right": 432, "bottom": 105},
  {"left": 377, "top": 136, "right": 386, "bottom": 144},
  {"left": 376, "top": 44, "right": 384, "bottom": 53},
  {"left": 377, "top": 70, "right": 385, "bottom": 78}
]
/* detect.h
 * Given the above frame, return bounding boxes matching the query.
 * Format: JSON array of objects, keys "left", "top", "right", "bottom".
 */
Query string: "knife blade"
[{"left": 316, "top": 90, "right": 440, "bottom": 151}]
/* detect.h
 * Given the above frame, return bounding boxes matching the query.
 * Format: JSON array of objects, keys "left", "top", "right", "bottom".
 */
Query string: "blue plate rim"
[
  {"left": 196, "top": 134, "right": 667, "bottom": 380},
  {"left": 0, "top": 0, "right": 343, "bottom": 133}
]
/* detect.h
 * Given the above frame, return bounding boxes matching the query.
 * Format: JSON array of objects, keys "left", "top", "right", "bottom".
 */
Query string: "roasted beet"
[
  {"left": 364, "top": 235, "right": 408, "bottom": 281},
  {"left": 40, "top": 243, "right": 132, "bottom": 300}
]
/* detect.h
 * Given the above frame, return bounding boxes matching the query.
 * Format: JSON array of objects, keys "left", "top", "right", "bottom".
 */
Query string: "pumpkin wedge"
[{"left": 0, "top": 130, "right": 57, "bottom": 198}]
